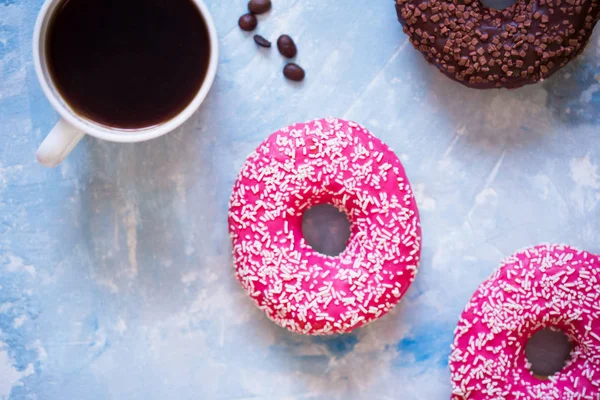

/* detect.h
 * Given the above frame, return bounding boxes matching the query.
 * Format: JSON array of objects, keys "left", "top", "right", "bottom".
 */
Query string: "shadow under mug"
[{"left": 33, "top": 0, "right": 219, "bottom": 168}]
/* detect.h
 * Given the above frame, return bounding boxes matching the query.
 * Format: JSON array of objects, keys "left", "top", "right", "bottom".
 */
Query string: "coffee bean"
[
  {"left": 283, "top": 63, "right": 305, "bottom": 81},
  {"left": 254, "top": 35, "right": 271, "bottom": 48},
  {"left": 277, "top": 35, "right": 297, "bottom": 58},
  {"left": 238, "top": 13, "right": 257, "bottom": 31},
  {"left": 248, "top": 0, "right": 271, "bottom": 14}
]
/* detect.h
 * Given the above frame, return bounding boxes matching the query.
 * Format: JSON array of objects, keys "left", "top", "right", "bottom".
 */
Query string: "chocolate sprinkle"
[{"left": 395, "top": 0, "right": 600, "bottom": 88}]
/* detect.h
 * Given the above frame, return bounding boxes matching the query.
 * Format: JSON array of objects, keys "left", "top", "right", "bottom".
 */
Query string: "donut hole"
[
  {"left": 525, "top": 327, "right": 574, "bottom": 379},
  {"left": 480, "top": 0, "right": 516, "bottom": 10},
  {"left": 302, "top": 204, "right": 351, "bottom": 256}
]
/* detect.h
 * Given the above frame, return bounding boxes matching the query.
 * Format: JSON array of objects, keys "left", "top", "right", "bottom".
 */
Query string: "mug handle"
[{"left": 36, "top": 119, "right": 85, "bottom": 168}]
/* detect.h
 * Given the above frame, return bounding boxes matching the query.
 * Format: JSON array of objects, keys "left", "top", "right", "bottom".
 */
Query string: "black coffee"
[{"left": 47, "top": 0, "right": 211, "bottom": 129}]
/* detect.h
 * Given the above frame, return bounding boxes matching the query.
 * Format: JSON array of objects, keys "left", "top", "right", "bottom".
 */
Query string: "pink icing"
[
  {"left": 450, "top": 244, "right": 600, "bottom": 399},
  {"left": 228, "top": 118, "right": 422, "bottom": 335}
]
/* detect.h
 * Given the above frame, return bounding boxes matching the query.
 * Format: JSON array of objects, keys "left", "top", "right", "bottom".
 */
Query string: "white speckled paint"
[
  {"left": 0, "top": 0, "right": 599, "bottom": 399},
  {"left": 0, "top": 345, "right": 23, "bottom": 398}
]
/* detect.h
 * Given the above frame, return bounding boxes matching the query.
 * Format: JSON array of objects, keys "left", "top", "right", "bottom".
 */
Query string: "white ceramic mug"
[{"left": 33, "top": 0, "right": 219, "bottom": 168}]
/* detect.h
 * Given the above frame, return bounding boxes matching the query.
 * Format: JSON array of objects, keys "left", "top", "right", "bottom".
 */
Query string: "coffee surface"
[{"left": 47, "top": 0, "right": 211, "bottom": 129}]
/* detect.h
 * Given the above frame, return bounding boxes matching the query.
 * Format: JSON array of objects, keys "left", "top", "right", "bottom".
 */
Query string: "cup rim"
[{"left": 32, "top": 0, "right": 219, "bottom": 143}]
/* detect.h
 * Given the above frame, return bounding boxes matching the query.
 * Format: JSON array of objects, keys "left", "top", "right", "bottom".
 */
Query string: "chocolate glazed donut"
[{"left": 395, "top": 0, "right": 600, "bottom": 88}]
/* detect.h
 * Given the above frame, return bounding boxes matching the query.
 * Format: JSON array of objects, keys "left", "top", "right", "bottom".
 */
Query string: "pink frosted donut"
[
  {"left": 450, "top": 244, "right": 600, "bottom": 399},
  {"left": 228, "top": 118, "right": 421, "bottom": 335}
]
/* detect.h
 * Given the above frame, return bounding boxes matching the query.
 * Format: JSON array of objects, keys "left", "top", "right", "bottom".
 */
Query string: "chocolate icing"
[{"left": 395, "top": 0, "right": 600, "bottom": 88}]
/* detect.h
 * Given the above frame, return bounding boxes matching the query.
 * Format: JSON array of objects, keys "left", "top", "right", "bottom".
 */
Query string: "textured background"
[{"left": 1, "top": 0, "right": 599, "bottom": 399}]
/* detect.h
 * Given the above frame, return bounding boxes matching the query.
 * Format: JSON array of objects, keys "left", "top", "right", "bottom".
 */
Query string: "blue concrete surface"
[{"left": 1, "top": 0, "right": 599, "bottom": 399}]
